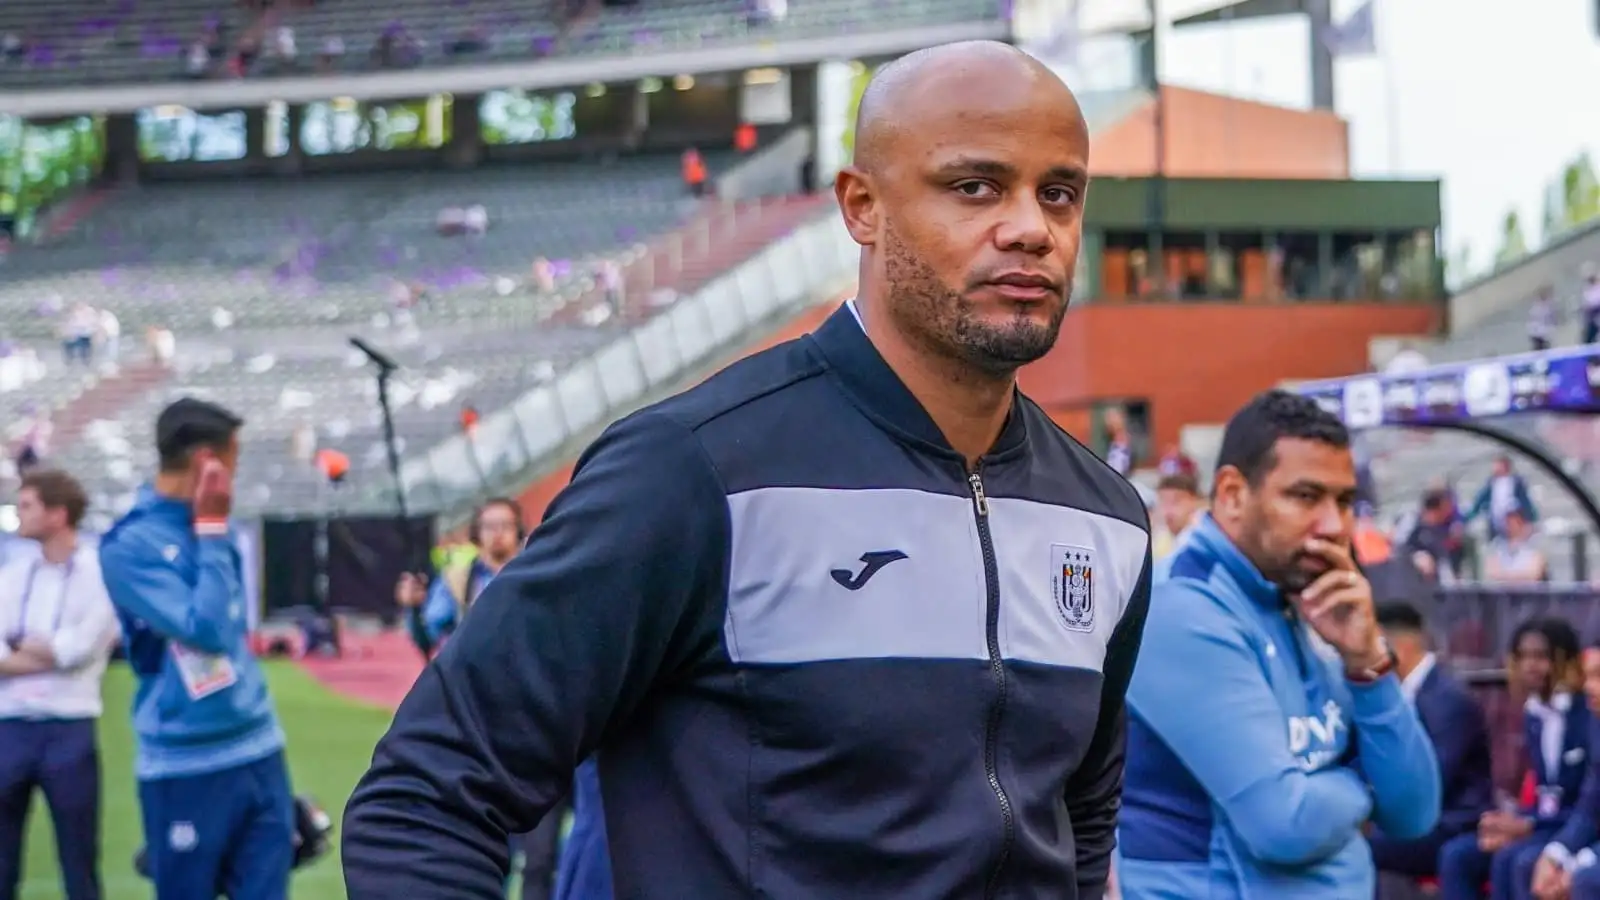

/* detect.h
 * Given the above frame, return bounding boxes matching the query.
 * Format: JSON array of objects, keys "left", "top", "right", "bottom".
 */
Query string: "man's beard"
[
  {"left": 1252, "top": 543, "right": 1321, "bottom": 594},
  {"left": 1237, "top": 514, "right": 1316, "bottom": 593},
  {"left": 1275, "top": 559, "right": 1317, "bottom": 594},
  {"left": 882, "top": 227, "right": 1070, "bottom": 376}
]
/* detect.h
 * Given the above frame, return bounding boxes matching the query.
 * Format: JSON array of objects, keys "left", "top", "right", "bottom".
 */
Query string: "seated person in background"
[
  {"left": 1485, "top": 511, "right": 1548, "bottom": 584},
  {"left": 1531, "top": 645, "right": 1600, "bottom": 900},
  {"left": 1439, "top": 618, "right": 1589, "bottom": 900},
  {"left": 1353, "top": 502, "right": 1394, "bottom": 566},
  {"left": 1402, "top": 488, "right": 1466, "bottom": 583},
  {"left": 1370, "top": 602, "right": 1494, "bottom": 884}
]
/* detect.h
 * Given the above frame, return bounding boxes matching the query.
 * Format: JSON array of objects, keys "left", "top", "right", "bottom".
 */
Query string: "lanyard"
[{"left": 13, "top": 559, "right": 73, "bottom": 639}]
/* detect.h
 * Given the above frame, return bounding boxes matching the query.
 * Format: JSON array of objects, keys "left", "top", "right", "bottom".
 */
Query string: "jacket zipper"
[{"left": 969, "top": 470, "right": 1014, "bottom": 898}]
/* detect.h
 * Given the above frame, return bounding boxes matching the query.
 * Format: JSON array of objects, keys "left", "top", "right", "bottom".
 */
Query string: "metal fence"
[{"left": 1433, "top": 583, "right": 1600, "bottom": 675}]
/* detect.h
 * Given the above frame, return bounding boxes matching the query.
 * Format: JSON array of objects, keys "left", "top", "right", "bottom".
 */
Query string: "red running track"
[{"left": 295, "top": 629, "right": 424, "bottom": 710}]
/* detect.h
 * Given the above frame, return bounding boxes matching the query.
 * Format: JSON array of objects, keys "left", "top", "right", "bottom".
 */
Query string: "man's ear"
[
  {"left": 1211, "top": 465, "right": 1248, "bottom": 521},
  {"left": 834, "top": 166, "right": 879, "bottom": 248}
]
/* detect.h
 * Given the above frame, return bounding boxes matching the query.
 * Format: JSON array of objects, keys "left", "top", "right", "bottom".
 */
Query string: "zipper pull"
[{"left": 969, "top": 472, "right": 990, "bottom": 517}]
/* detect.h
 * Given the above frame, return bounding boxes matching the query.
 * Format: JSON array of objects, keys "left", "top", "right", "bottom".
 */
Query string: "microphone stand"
[{"left": 349, "top": 336, "right": 430, "bottom": 658}]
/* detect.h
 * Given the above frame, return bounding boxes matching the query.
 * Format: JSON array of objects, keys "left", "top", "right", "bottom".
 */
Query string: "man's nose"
[
  {"left": 993, "top": 198, "right": 1054, "bottom": 255},
  {"left": 1312, "top": 500, "right": 1348, "bottom": 538}
]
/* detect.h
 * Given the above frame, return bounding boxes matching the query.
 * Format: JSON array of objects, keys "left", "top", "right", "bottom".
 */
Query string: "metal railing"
[{"left": 1432, "top": 583, "right": 1600, "bottom": 675}]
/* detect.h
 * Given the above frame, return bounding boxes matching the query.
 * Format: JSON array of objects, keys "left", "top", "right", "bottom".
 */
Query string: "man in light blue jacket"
[
  {"left": 100, "top": 398, "right": 292, "bottom": 900},
  {"left": 1118, "top": 390, "right": 1441, "bottom": 899}
]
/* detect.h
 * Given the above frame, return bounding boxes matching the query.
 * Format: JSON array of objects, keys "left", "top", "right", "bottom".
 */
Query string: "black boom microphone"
[
  {"left": 349, "top": 335, "right": 428, "bottom": 654},
  {"left": 348, "top": 336, "right": 399, "bottom": 372}
]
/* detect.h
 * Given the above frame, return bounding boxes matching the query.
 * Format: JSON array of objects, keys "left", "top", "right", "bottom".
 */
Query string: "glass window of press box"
[{"left": 1091, "top": 228, "right": 1441, "bottom": 303}]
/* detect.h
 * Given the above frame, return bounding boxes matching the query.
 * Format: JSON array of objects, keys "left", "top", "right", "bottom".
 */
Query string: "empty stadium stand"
[
  {"left": 52, "top": 324, "right": 612, "bottom": 517},
  {"left": 2, "top": 152, "right": 737, "bottom": 338},
  {"left": 0, "top": 0, "right": 1002, "bottom": 88},
  {"left": 2, "top": 146, "right": 837, "bottom": 517},
  {"left": 0, "top": 347, "right": 98, "bottom": 451}
]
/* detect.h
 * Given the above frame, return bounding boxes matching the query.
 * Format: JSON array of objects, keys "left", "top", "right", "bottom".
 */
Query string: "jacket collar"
[
  {"left": 1526, "top": 690, "right": 1574, "bottom": 717},
  {"left": 1401, "top": 652, "right": 1439, "bottom": 704},
  {"left": 1188, "top": 513, "right": 1284, "bottom": 608},
  {"left": 810, "top": 301, "right": 1028, "bottom": 462},
  {"left": 133, "top": 482, "right": 194, "bottom": 523}
]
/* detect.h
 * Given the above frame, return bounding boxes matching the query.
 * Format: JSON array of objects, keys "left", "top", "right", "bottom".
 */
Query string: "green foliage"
[
  {"left": 1560, "top": 151, "right": 1600, "bottom": 230},
  {"left": 1496, "top": 210, "right": 1528, "bottom": 268}
]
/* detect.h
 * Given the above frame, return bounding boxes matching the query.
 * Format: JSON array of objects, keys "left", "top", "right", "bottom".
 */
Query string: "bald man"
[{"left": 343, "top": 41, "right": 1152, "bottom": 900}]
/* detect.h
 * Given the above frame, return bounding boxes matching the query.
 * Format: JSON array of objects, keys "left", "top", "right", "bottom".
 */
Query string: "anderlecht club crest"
[{"left": 1051, "top": 545, "right": 1095, "bottom": 633}]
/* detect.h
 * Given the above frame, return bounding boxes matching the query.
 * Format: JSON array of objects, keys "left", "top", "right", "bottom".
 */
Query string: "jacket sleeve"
[
  {"left": 1548, "top": 755, "right": 1600, "bottom": 860},
  {"left": 341, "top": 411, "right": 730, "bottom": 899},
  {"left": 98, "top": 528, "right": 241, "bottom": 655},
  {"left": 1517, "top": 478, "right": 1539, "bottom": 521},
  {"left": 1349, "top": 676, "right": 1441, "bottom": 839},
  {"left": 1463, "top": 486, "right": 1488, "bottom": 521},
  {"left": 1127, "top": 581, "right": 1373, "bottom": 867},
  {"left": 1432, "top": 689, "right": 1493, "bottom": 835},
  {"left": 1064, "top": 548, "right": 1151, "bottom": 899}
]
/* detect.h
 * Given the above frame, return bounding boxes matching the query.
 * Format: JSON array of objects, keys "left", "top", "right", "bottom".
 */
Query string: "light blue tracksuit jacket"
[
  {"left": 99, "top": 484, "right": 284, "bottom": 780},
  {"left": 1118, "top": 513, "right": 1440, "bottom": 899}
]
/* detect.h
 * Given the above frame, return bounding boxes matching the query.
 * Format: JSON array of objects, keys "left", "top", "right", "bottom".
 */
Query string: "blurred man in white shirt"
[{"left": 0, "top": 469, "right": 120, "bottom": 900}]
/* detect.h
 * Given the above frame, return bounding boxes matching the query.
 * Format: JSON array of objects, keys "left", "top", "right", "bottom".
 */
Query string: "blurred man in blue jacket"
[
  {"left": 1464, "top": 455, "right": 1537, "bottom": 541},
  {"left": 553, "top": 759, "right": 611, "bottom": 900},
  {"left": 1369, "top": 601, "right": 1494, "bottom": 887},
  {"left": 99, "top": 398, "right": 293, "bottom": 900},
  {"left": 1440, "top": 618, "right": 1588, "bottom": 900},
  {"left": 1528, "top": 641, "right": 1600, "bottom": 900},
  {"left": 1118, "top": 390, "right": 1441, "bottom": 899}
]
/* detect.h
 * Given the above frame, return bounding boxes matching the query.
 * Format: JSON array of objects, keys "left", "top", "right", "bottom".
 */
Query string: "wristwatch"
[{"left": 1346, "top": 639, "right": 1398, "bottom": 684}]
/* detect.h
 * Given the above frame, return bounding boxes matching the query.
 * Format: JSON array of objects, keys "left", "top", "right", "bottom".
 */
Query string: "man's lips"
[{"left": 984, "top": 273, "right": 1060, "bottom": 300}]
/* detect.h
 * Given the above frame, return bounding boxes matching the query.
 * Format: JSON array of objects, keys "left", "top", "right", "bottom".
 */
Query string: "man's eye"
[
  {"left": 954, "top": 181, "right": 997, "bottom": 198},
  {"left": 1041, "top": 186, "right": 1078, "bottom": 205}
]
